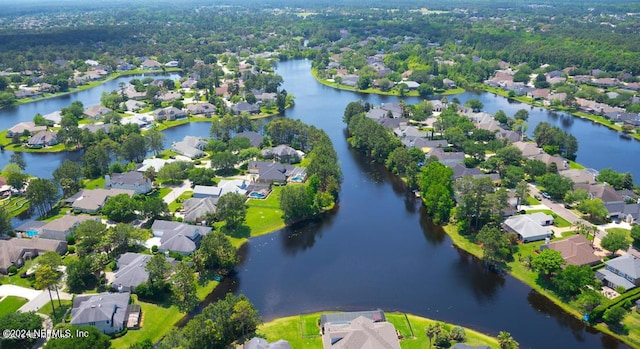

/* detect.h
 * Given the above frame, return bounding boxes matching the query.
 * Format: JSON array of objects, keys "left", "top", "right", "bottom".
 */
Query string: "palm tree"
[
  {"left": 498, "top": 331, "right": 519, "bottom": 349},
  {"left": 425, "top": 323, "right": 441, "bottom": 348}
]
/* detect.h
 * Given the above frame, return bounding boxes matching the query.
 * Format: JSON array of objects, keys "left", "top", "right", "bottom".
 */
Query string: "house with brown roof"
[
  {"left": 559, "top": 169, "right": 597, "bottom": 185},
  {"left": 321, "top": 311, "right": 400, "bottom": 349},
  {"left": 529, "top": 153, "right": 568, "bottom": 170},
  {"left": 84, "top": 105, "right": 113, "bottom": 119},
  {"left": 27, "top": 131, "right": 58, "bottom": 148},
  {"left": 513, "top": 141, "right": 542, "bottom": 158},
  {"left": 16, "top": 215, "right": 100, "bottom": 241},
  {"left": 7, "top": 122, "right": 47, "bottom": 137},
  {"left": 542, "top": 234, "right": 600, "bottom": 266},
  {"left": 0, "top": 238, "right": 67, "bottom": 274}
]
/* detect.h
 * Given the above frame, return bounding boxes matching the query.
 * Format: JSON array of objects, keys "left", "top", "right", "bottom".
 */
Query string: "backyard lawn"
[
  {"left": 0, "top": 296, "right": 28, "bottom": 317},
  {"left": 168, "top": 191, "right": 193, "bottom": 212},
  {"left": 257, "top": 312, "right": 499, "bottom": 349},
  {"left": 111, "top": 296, "right": 184, "bottom": 349},
  {"left": 245, "top": 186, "right": 286, "bottom": 237},
  {"left": 526, "top": 209, "right": 572, "bottom": 228}
]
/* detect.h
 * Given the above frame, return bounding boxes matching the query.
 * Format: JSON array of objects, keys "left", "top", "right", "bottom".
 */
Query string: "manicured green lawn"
[
  {"left": 168, "top": 191, "right": 193, "bottom": 212},
  {"left": 0, "top": 296, "right": 28, "bottom": 317},
  {"left": 0, "top": 195, "right": 30, "bottom": 217},
  {"left": 257, "top": 312, "right": 499, "bottom": 349},
  {"left": 39, "top": 300, "right": 72, "bottom": 324},
  {"left": 605, "top": 227, "right": 631, "bottom": 237},
  {"left": 245, "top": 186, "right": 286, "bottom": 238},
  {"left": 149, "top": 187, "right": 172, "bottom": 199},
  {"left": 526, "top": 196, "right": 541, "bottom": 205},
  {"left": 568, "top": 160, "right": 585, "bottom": 170},
  {"left": 525, "top": 209, "right": 572, "bottom": 228},
  {"left": 83, "top": 177, "right": 105, "bottom": 189},
  {"left": 111, "top": 296, "right": 184, "bottom": 349},
  {"left": 622, "top": 311, "right": 640, "bottom": 348},
  {"left": 0, "top": 259, "right": 37, "bottom": 288},
  {"left": 443, "top": 225, "right": 482, "bottom": 259}
]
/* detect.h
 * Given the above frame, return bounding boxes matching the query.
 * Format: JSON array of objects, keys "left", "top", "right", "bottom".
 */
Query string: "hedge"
[{"left": 589, "top": 287, "right": 640, "bottom": 323}]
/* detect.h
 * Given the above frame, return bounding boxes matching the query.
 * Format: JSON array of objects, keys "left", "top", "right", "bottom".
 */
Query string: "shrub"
[
  {"left": 449, "top": 326, "right": 466, "bottom": 342},
  {"left": 8, "top": 265, "right": 18, "bottom": 275},
  {"left": 66, "top": 235, "right": 76, "bottom": 245},
  {"left": 151, "top": 245, "right": 158, "bottom": 253},
  {"left": 67, "top": 246, "right": 76, "bottom": 254}
]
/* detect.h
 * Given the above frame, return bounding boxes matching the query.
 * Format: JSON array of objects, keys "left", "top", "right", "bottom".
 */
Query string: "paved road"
[{"left": 527, "top": 184, "right": 583, "bottom": 225}]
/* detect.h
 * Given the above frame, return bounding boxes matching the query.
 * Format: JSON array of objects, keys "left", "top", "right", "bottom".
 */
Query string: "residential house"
[
  {"left": 84, "top": 105, "right": 113, "bottom": 119},
  {"left": 165, "top": 61, "right": 179, "bottom": 68},
  {"left": 71, "top": 292, "right": 137, "bottom": 334},
  {"left": 393, "top": 125, "right": 428, "bottom": 139},
  {"left": 121, "top": 115, "right": 151, "bottom": 128},
  {"left": 245, "top": 338, "right": 292, "bottom": 349},
  {"left": 248, "top": 161, "right": 307, "bottom": 184},
  {"left": 559, "top": 169, "right": 597, "bottom": 185},
  {"left": 27, "top": 131, "right": 58, "bottom": 148},
  {"left": 7, "top": 122, "right": 46, "bottom": 137},
  {"left": 528, "top": 89, "right": 550, "bottom": 100},
  {"left": 502, "top": 214, "right": 553, "bottom": 243},
  {"left": 157, "top": 91, "right": 182, "bottom": 102},
  {"left": 141, "top": 59, "right": 162, "bottom": 70},
  {"left": 376, "top": 118, "right": 409, "bottom": 130},
  {"left": 15, "top": 89, "right": 39, "bottom": 99},
  {"left": 16, "top": 215, "right": 99, "bottom": 241},
  {"left": 542, "top": 234, "right": 600, "bottom": 266},
  {"left": 105, "top": 171, "right": 152, "bottom": 194},
  {"left": 596, "top": 255, "right": 640, "bottom": 291},
  {"left": 154, "top": 107, "right": 187, "bottom": 121},
  {"left": 380, "top": 103, "right": 403, "bottom": 116},
  {"left": 151, "top": 220, "right": 212, "bottom": 255},
  {"left": 513, "top": 141, "right": 542, "bottom": 158},
  {"left": 181, "top": 79, "right": 198, "bottom": 89},
  {"left": 576, "top": 184, "right": 625, "bottom": 218},
  {"left": 233, "top": 131, "right": 263, "bottom": 148},
  {"left": 0, "top": 238, "right": 67, "bottom": 274},
  {"left": 182, "top": 197, "right": 218, "bottom": 223},
  {"left": 186, "top": 102, "right": 216, "bottom": 117},
  {"left": 231, "top": 101, "right": 260, "bottom": 115},
  {"left": 261, "top": 145, "right": 302, "bottom": 163},
  {"left": 320, "top": 310, "right": 400, "bottom": 349},
  {"left": 42, "top": 111, "right": 62, "bottom": 125},
  {"left": 172, "top": 136, "right": 206, "bottom": 159},
  {"left": 404, "top": 81, "right": 420, "bottom": 90},
  {"left": 80, "top": 123, "right": 112, "bottom": 134},
  {"left": 528, "top": 153, "right": 568, "bottom": 170},
  {"left": 427, "top": 148, "right": 465, "bottom": 166},
  {"left": 67, "top": 188, "right": 136, "bottom": 213},
  {"left": 123, "top": 85, "right": 146, "bottom": 100},
  {"left": 137, "top": 158, "right": 173, "bottom": 173},
  {"left": 111, "top": 252, "right": 175, "bottom": 292},
  {"left": 121, "top": 100, "right": 146, "bottom": 112},
  {"left": 193, "top": 180, "right": 248, "bottom": 199},
  {"left": 366, "top": 108, "right": 393, "bottom": 120}
]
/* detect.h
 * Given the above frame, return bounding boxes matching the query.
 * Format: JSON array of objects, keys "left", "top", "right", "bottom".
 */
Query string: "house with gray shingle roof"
[
  {"left": 105, "top": 171, "right": 152, "bottom": 194},
  {"left": 503, "top": 214, "right": 553, "bottom": 243},
  {"left": 261, "top": 145, "right": 301, "bottom": 163},
  {"left": 84, "top": 105, "right": 113, "bottom": 119},
  {"left": 27, "top": 131, "right": 58, "bottom": 148},
  {"left": 151, "top": 220, "right": 212, "bottom": 254},
  {"left": 321, "top": 311, "right": 401, "bottom": 349},
  {"left": 182, "top": 197, "right": 218, "bottom": 223},
  {"left": 67, "top": 188, "right": 136, "bottom": 213},
  {"left": 245, "top": 337, "right": 292, "bottom": 349},
  {"left": 172, "top": 136, "right": 206, "bottom": 159},
  {"left": 231, "top": 101, "right": 260, "bottom": 115},
  {"left": 111, "top": 253, "right": 175, "bottom": 292},
  {"left": 71, "top": 292, "right": 132, "bottom": 334},
  {"left": 248, "top": 161, "right": 307, "bottom": 184},
  {"left": 154, "top": 106, "right": 187, "bottom": 121},
  {"left": 233, "top": 131, "right": 263, "bottom": 148},
  {"left": 596, "top": 255, "right": 640, "bottom": 291},
  {"left": 186, "top": 102, "right": 216, "bottom": 117},
  {"left": 0, "top": 238, "right": 67, "bottom": 274}
]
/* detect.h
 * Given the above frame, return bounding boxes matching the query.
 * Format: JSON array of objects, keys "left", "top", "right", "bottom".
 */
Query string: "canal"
[{"left": 0, "top": 60, "right": 636, "bottom": 348}]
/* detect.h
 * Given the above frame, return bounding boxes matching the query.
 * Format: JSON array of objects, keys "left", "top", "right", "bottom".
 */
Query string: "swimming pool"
[{"left": 249, "top": 192, "right": 266, "bottom": 199}]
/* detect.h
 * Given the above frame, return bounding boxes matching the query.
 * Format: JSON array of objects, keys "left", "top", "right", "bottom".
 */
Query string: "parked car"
[{"left": 541, "top": 192, "right": 551, "bottom": 199}]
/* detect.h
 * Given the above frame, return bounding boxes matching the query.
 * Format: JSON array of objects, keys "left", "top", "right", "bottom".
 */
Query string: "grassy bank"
[
  {"left": 311, "top": 69, "right": 464, "bottom": 97},
  {"left": 480, "top": 85, "right": 640, "bottom": 141},
  {"left": 257, "top": 311, "right": 500, "bottom": 349},
  {"left": 11, "top": 68, "right": 183, "bottom": 108},
  {"left": 443, "top": 223, "right": 640, "bottom": 348}
]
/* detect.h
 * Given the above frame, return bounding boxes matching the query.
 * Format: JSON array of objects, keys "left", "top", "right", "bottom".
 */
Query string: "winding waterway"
[{"left": 1, "top": 60, "right": 638, "bottom": 348}]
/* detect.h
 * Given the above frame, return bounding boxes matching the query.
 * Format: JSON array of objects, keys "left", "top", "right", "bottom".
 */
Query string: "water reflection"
[
  {"left": 280, "top": 212, "right": 337, "bottom": 255},
  {"left": 418, "top": 210, "right": 447, "bottom": 245},
  {"left": 452, "top": 248, "right": 506, "bottom": 303}
]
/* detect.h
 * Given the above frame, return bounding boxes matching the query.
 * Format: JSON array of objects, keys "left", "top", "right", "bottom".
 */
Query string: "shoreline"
[
  {"left": 257, "top": 311, "right": 501, "bottom": 348},
  {"left": 480, "top": 85, "right": 640, "bottom": 142},
  {"left": 310, "top": 68, "right": 465, "bottom": 96},
  {"left": 7, "top": 68, "right": 184, "bottom": 109}
]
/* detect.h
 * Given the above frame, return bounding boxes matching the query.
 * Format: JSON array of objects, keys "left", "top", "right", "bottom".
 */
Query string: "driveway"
[
  {"left": 162, "top": 179, "right": 192, "bottom": 204},
  {"left": 0, "top": 284, "right": 42, "bottom": 300},
  {"left": 19, "top": 289, "right": 73, "bottom": 313}
]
